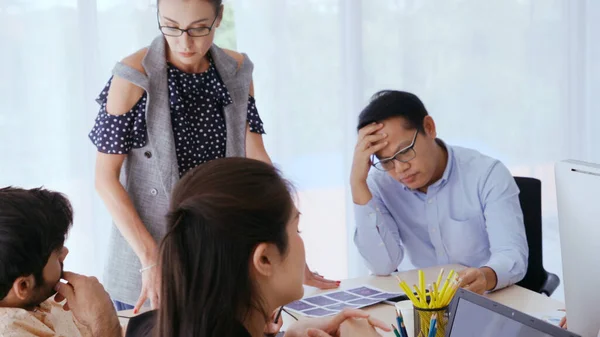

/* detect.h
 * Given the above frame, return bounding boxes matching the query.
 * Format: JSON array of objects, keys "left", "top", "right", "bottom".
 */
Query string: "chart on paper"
[{"left": 285, "top": 285, "right": 403, "bottom": 317}]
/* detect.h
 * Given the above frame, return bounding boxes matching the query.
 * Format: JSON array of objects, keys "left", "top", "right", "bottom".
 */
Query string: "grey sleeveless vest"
[{"left": 102, "top": 36, "right": 253, "bottom": 305}]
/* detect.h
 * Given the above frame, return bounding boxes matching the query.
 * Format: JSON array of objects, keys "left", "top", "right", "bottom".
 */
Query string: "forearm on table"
[
  {"left": 354, "top": 202, "right": 403, "bottom": 275},
  {"left": 479, "top": 266, "right": 498, "bottom": 291},
  {"left": 484, "top": 250, "right": 527, "bottom": 291},
  {"left": 96, "top": 177, "right": 158, "bottom": 264}
]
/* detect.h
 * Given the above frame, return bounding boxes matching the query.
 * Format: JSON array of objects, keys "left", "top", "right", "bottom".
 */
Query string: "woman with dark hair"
[
  {"left": 90, "top": 0, "right": 337, "bottom": 313},
  {"left": 123, "top": 157, "right": 390, "bottom": 336}
]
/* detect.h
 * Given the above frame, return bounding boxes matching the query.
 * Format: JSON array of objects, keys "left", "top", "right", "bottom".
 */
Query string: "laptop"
[{"left": 445, "top": 289, "right": 580, "bottom": 337}]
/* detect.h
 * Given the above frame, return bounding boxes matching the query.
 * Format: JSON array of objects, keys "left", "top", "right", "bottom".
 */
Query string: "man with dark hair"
[
  {"left": 0, "top": 187, "right": 120, "bottom": 337},
  {"left": 351, "top": 90, "right": 528, "bottom": 294}
]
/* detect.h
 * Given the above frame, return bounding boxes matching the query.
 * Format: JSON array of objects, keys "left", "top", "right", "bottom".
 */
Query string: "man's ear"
[
  {"left": 12, "top": 275, "right": 36, "bottom": 301},
  {"left": 423, "top": 116, "right": 437, "bottom": 138},
  {"left": 251, "top": 243, "right": 277, "bottom": 278}
]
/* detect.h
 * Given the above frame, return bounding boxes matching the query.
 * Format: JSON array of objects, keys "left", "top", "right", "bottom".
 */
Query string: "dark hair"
[
  {"left": 357, "top": 90, "right": 429, "bottom": 132},
  {"left": 157, "top": 0, "right": 223, "bottom": 13},
  {"left": 156, "top": 158, "right": 294, "bottom": 337},
  {"left": 0, "top": 187, "right": 73, "bottom": 299}
]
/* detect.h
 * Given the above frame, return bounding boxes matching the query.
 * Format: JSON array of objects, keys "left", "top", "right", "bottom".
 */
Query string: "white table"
[
  {"left": 118, "top": 264, "right": 564, "bottom": 336},
  {"left": 284, "top": 264, "right": 564, "bottom": 337}
]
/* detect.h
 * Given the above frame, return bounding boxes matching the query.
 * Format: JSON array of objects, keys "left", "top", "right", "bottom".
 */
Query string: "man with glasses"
[{"left": 351, "top": 90, "right": 528, "bottom": 294}]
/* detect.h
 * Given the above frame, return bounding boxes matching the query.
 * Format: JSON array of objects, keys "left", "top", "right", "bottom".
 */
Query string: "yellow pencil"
[
  {"left": 439, "top": 280, "right": 450, "bottom": 302},
  {"left": 414, "top": 284, "right": 427, "bottom": 307},
  {"left": 399, "top": 281, "right": 420, "bottom": 306},
  {"left": 442, "top": 282, "right": 459, "bottom": 306},
  {"left": 432, "top": 282, "right": 439, "bottom": 307},
  {"left": 419, "top": 270, "right": 426, "bottom": 296},
  {"left": 436, "top": 268, "right": 445, "bottom": 290},
  {"left": 428, "top": 284, "right": 435, "bottom": 308},
  {"left": 439, "top": 270, "right": 456, "bottom": 300}
]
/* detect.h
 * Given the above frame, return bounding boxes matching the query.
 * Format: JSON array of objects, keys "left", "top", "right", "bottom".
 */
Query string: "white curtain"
[
  {"left": 1, "top": 0, "right": 598, "bottom": 301},
  {"left": 233, "top": 0, "right": 600, "bottom": 301}
]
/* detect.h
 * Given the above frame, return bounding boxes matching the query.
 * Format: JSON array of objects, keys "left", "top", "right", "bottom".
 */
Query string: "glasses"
[
  {"left": 158, "top": 10, "right": 220, "bottom": 37},
  {"left": 372, "top": 130, "right": 418, "bottom": 171}
]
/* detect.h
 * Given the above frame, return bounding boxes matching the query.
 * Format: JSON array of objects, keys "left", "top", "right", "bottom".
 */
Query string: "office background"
[{"left": 1, "top": 0, "right": 599, "bottom": 302}]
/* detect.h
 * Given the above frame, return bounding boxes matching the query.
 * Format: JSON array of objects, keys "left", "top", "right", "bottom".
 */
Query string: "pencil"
[
  {"left": 391, "top": 324, "right": 402, "bottom": 337},
  {"left": 436, "top": 268, "right": 444, "bottom": 290},
  {"left": 414, "top": 284, "right": 427, "bottom": 307},
  {"left": 432, "top": 282, "right": 439, "bottom": 307},
  {"left": 428, "top": 284, "right": 434, "bottom": 308},
  {"left": 428, "top": 314, "right": 438, "bottom": 337},
  {"left": 419, "top": 270, "right": 426, "bottom": 296},
  {"left": 398, "top": 280, "right": 420, "bottom": 306},
  {"left": 442, "top": 282, "right": 459, "bottom": 306},
  {"left": 396, "top": 309, "right": 408, "bottom": 337},
  {"left": 395, "top": 308, "right": 402, "bottom": 329},
  {"left": 439, "top": 270, "right": 455, "bottom": 301},
  {"left": 428, "top": 320, "right": 438, "bottom": 337},
  {"left": 400, "top": 320, "right": 409, "bottom": 337}
]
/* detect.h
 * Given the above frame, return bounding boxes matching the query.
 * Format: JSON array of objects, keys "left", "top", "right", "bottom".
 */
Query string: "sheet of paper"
[
  {"left": 530, "top": 310, "right": 566, "bottom": 326},
  {"left": 285, "top": 285, "right": 403, "bottom": 317}
]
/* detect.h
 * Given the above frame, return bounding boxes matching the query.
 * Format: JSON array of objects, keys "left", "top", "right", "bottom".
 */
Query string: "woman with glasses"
[{"left": 89, "top": 0, "right": 338, "bottom": 314}]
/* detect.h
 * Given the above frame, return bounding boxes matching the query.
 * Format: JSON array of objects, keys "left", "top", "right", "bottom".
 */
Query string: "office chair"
[{"left": 514, "top": 177, "right": 560, "bottom": 296}]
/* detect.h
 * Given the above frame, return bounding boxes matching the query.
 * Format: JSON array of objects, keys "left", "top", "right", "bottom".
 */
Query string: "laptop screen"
[{"left": 448, "top": 298, "right": 555, "bottom": 337}]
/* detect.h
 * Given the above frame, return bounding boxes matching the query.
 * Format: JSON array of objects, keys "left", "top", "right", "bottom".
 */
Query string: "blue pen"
[
  {"left": 395, "top": 309, "right": 408, "bottom": 337},
  {"left": 428, "top": 314, "right": 437, "bottom": 337}
]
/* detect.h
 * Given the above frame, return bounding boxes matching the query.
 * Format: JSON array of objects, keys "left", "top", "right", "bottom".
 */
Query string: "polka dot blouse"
[{"left": 89, "top": 55, "right": 265, "bottom": 177}]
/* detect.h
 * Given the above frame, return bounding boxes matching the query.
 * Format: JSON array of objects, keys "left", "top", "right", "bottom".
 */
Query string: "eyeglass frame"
[
  {"left": 371, "top": 129, "right": 419, "bottom": 171},
  {"left": 157, "top": 9, "right": 221, "bottom": 37}
]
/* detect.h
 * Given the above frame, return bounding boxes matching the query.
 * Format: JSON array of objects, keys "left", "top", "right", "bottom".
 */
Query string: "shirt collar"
[{"left": 432, "top": 138, "right": 453, "bottom": 188}]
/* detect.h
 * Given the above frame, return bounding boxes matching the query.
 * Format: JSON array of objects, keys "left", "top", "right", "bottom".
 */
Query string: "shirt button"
[
  {"left": 150, "top": 188, "right": 158, "bottom": 196},
  {"left": 144, "top": 151, "right": 152, "bottom": 158},
  {"left": 428, "top": 199, "right": 433, "bottom": 204},
  {"left": 431, "top": 228, "right": 437, "bottom": 233}
]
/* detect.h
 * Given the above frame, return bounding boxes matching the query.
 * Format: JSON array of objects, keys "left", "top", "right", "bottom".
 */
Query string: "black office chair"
[{"left": 514, "top": 177, "right": 560, "bottom": 296}]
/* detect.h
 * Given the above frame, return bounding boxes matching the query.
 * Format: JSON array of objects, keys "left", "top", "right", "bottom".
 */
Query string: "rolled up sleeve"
[
  {"left": 480, "top": 162, "right": 529, "bottom": 290},
  {"left": 353, "top": 193, "right": 404, "bottom": 276}
]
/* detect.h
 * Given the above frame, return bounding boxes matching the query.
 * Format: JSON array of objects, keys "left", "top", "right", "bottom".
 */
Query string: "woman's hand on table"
[
  {"left": 304, "top": 264, "right": 340, "bottom": 290},
  {"left": 285, "top": 309, "right": 390, "bottom": 337}
]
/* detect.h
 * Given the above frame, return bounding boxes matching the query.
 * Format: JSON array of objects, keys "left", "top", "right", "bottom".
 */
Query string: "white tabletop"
[
  {"left": 283, "top": 264, "right": 564, "bottom": 337},
  {"left": 118, "top": 264, "right": 565, "bottom": 336}
]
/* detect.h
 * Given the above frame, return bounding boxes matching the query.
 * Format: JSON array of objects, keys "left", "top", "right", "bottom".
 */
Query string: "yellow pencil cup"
[{"left": 413, "top": 306, "right": 448, "bottom": 337}]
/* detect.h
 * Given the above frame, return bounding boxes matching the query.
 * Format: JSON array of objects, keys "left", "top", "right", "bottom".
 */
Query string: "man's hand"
[
  {"left": 350, "top": 123, "right": 388, "bottom": 205},
  {"left": 304, "top": 264, "right": 340, "bottom": 290},
  {"left": 54, "top": 271, "right": 121, "bottom": 337},
  {"left": 458, "top": 267, "right": 497, "bottom": 294},
  {"left": 559, "top": 309, "right": 567, "bottom": 329}
]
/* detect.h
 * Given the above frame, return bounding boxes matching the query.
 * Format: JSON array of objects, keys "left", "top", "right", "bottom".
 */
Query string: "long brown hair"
[{"left": 156, "top": 158, "right": 294, "bottom": 337}]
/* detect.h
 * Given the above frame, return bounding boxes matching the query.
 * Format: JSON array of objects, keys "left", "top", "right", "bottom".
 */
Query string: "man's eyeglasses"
[
  {"left": 372, "top": 130, "right": 418, "bottom": 171},
  {"left": 158, "top": 10, "right": 220, "bottom": 37}
]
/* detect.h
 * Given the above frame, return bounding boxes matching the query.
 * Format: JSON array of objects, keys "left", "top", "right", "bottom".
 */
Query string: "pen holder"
[{"left": 413, "top": 306, "right": 448, "bottom": 337}]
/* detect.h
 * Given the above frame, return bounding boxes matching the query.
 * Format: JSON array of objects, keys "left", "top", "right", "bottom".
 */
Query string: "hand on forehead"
[{"left": 374, "top": 118, "right": 416, "bottom": 157}]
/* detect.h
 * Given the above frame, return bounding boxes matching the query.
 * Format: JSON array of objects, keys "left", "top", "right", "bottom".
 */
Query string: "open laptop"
[{"left": 445, "top": 289, "right": 580, "bottom": 337}]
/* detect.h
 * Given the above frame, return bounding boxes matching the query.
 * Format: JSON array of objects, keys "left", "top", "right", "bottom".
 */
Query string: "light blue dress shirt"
[{"left": 353, "top": 141, "right": 528, "bottom": 290}]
